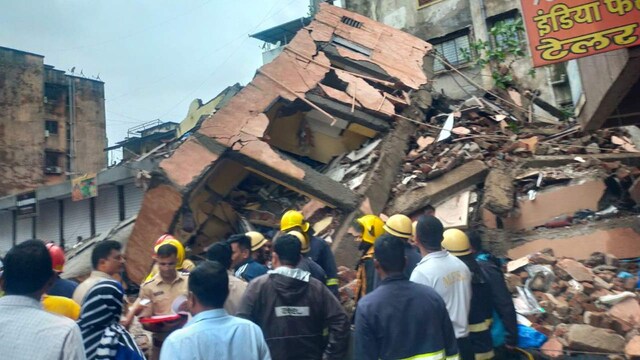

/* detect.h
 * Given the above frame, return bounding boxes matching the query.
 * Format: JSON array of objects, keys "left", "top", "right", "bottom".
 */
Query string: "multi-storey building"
[{"left": 0, "top": 46, "right": 106, "bottom": 196}]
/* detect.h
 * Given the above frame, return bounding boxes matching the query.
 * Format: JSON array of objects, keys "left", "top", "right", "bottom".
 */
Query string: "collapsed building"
[
  {"left": 117, "top": 4, "right": 640, "bottom": 287},
  {"left": 123, "top": 4, "right": 436, "bottom": 283},
  {"left": 42, "top": 3, "right": 640, "bottom": 357}
]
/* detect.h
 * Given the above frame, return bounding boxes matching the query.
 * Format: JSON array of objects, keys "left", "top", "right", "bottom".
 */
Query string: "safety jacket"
[
  {"left": 466, "top": 265, "right": 495, "bottom": 360},
  {"left": 308, "top": 236, "right": 339, "bottom": 297},
  {"left": 354, "top": 246, "right": 375, "bottom": 304},
  {"left": 354, "top": 274, "right": 460, "bottom": 360},
  {"left": 237, "top": 267, "right": 350, "bottom": 360},
  {"left": 477, "top": 258, "right": 518, "bottom": 348}
]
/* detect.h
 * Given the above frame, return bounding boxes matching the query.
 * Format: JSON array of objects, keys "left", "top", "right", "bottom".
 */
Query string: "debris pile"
[
  {"left": 395, "top": 93, "right": 640, "bottom": 196},
  {"left": 507, "top": 249, "right": 640, "bottom": 358}
]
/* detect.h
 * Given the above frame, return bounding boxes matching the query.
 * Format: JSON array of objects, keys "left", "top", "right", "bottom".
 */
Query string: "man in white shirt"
[
  {"left": 0, "top": 240, "right": 86, "bottom": 360},
  {"left": 410, "top": 215, "right": 473, "bottom": 360}
]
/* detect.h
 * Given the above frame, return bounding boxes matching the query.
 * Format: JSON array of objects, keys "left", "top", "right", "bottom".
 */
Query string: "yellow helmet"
[
  {"left": 246, "top": 231, "right": 268, "bottom": 252},
  {"left": 280, "top": 210, "right": 310, "bottom": 232},
  {"left": 441, "top": 229, "right": 471, "bottom": 256},
  {"left": 154, "top": 237, "right": 186, "bottom": 269},
  {"left": 287, "top": 230, "right": 310, "bottom": 253},
  {"left": 356, "top": 215, "right": 386, "bottom": 244},
  {"left": 383, "top": 214, "right": 413, "bottom": 239}
]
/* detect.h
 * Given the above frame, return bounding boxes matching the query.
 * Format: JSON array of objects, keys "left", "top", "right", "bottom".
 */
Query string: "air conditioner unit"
[
  {"left": 45, "top": 130, "right": 50, "bottom": 138},
  {"left": 44, "top": 166, "right": 62, "bottom": 174}
]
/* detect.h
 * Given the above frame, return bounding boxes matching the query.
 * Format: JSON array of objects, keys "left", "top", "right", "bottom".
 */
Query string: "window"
[
  {"left": 340, "top": 16, "right": 362, "bottom": 29},
  {"left": 331, "top": 35, "right": 372, "bottom": 57},
  {"left": 45, "top": 151, "right": 60, "bottom": 167},
  {"left": 432, "top": 34, "right": 471, "bottom": 72},
  {"left": 489, "top": 14, "right": 525, "bottom": 51},
  {"left": 45, "top": 120, "right": 59, "bottom": 135}
]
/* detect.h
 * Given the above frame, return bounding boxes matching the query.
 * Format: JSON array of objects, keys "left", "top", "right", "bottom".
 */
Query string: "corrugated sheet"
[
  {"left": 0, "top": 210, "right": 13, "bottom": 254},
  {"left": 16, "top": 216, "right": 33, "bottom": 243},
  {"left": 37, "top": 200, "right": 60, "bottom": 243},
  {"left": 63, "top": 198, "right": 91, "bottom": 245},
  {"left": 124, "top": 183, "right": 143, "bottom": 218},
  {"left": 95, "top": 186, "right": 120, "bottom": 237}
]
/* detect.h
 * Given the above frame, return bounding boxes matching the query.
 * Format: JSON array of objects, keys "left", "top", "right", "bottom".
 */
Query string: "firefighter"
[
  {"left": 353, "top": 214, "right": 385, "bottom": 303},
  {"left": 467, "top": 230, "right": 518, "bottom": 357},
  {"left": 247, "top": 231, "right": 271, "bottom": 268},
  {"left": 280, "top": 210, "right": 339, "bottom": 293},
  {"left": 287, "top": 230, "right": 328, "bottom": 286},
  {"left": 442, "top": 229, "right": 494, "bottom": 360},
  {"left": 42, "top": 243, "right": 81, "bottom": 320},
  {"left": 383, "top": 214, "right": 422, "bottom": 278}
]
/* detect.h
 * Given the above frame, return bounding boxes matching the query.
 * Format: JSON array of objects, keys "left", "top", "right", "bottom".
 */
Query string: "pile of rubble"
[
  {"left": 507, "top": 249, "right": 640, "bottom": 358},
  {"left": 395, "top": 92, "right": 640, "bottom": 196}
]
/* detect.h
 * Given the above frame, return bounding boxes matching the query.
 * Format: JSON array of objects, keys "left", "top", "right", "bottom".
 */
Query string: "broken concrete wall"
[
  {"left": 387, "top": 160, "right": 489, "bottom": 216},
  {"left": 126, "top": 184, "right": 183, "bottom": 284}
]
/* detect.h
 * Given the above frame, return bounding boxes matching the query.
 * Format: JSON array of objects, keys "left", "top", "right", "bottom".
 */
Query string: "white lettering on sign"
[{"left": 275, "top": 306, "right": 310, "bottom": 317}]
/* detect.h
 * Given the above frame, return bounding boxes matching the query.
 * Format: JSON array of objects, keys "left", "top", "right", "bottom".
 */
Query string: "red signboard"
[{"left": 521, "top": 0, "right": 640, "bottom": 67}]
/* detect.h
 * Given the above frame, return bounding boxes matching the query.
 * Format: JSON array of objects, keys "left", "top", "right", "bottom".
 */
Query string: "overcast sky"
[{"left": 0, "top": 0, "right": 319, "bottom": 162}]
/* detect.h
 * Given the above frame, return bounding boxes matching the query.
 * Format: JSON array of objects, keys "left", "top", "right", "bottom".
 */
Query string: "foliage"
[{"left": 461, "top": 17, "right": 533, "bottom": 89}]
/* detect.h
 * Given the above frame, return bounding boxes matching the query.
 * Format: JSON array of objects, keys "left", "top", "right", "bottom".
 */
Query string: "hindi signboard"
[
  {"left": 521, "top": 0, "right": 640, "bottom": 67},
  {"left": 71, "top": 173, "right": 98, "bottom": 201}
]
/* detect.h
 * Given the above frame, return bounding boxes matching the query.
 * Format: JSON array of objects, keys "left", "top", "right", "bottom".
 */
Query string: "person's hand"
[{"left": 120, "top": 317, "right": 132, "bottom": 329}]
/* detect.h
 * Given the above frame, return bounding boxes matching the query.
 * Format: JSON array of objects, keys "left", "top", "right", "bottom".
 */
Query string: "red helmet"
[
  {"left": 46, "top": 243, "right": 65, "bottom": 273},
  {"left": 154, "top": 234, "right": 176, "bottom": 248}
]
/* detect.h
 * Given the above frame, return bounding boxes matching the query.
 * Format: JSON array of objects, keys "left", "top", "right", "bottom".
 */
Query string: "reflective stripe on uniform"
[
  {"left": 446, "top": 356, "right": 460, "bottom": 360},
  {"left": 326, "top": 278, "right": 339, "bottom": 286},
  {"left": 468, "top": 318, "right": 492, "bottom": 333},
  {"left": 474, "top": 349, "right": 495, "bottom": 360},
  {"left": 399, "top": 349, "right": 451, "bottom": 360}
]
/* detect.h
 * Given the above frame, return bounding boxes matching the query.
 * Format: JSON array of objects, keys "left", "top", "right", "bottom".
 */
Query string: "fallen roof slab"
[
  {"left": 508, "top": 221, "right": 640, "bottom": 260},
  {"left": 386, "top": 160, "right": 488, "bottom": 215}
]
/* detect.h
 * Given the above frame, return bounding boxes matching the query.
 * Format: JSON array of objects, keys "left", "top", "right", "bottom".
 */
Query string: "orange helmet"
[
  {"left": 46, "top": 243, "right": 65, "bottom": 273},
  {"left": 154, "top": 234, "right": 176, "bottom": 248}
]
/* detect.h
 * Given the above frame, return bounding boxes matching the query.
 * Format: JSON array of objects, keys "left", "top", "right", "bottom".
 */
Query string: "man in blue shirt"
[
  {"left": 160, "top": 261, "right": 270, "bottom": 360},
  {"left": 355, "top": 234, "right": 459, "bottom": 360},
  {"left": 228, "top": 234, "right": 268, "bottom": 282}
]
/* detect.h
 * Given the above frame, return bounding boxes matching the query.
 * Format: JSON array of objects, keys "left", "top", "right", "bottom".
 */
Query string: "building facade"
[
  {"left": 0, "top": 163, "right": 147, "bottom": 255},
  {"left": 0, "top": 46, "right": 107, "bottom": 196},
  {"left": 343, "top": 0, "right": 582, "bottom": 114}
]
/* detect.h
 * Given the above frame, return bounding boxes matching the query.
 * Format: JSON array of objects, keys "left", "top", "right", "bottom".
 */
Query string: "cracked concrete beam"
[
  {"left": 306, "top": 93, "right": 391, "bottom": 132},
  {"left": 194, "top": 135, "right": 360, "bottom": 211},
  {"left": 386, "top": 160, "right": 489, "bottom": 216},
  {"left": 522, "top": 153, "right": 640, "bottom": 168}
]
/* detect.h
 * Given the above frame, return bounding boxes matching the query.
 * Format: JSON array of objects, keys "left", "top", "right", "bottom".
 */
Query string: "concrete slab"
[
  {"left": 508, "top": 225, "right": 640, "bottom": 260},
  {"left": 386, "top": 160, "right": 489, "bottom": 215},
  {"left": 125, "top": 184, "right": 183, "bottom": 284},
  {"left": 435, "top": 191, "right": 471, "bottom": 229},
  {"left": 501, "top": 180, "right": 605, "bottom": 231}
]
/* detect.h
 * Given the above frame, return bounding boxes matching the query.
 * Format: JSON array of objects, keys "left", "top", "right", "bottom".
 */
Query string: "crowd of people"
[{"left": 0, "top": 209, "right": 519, "bottom": 360}]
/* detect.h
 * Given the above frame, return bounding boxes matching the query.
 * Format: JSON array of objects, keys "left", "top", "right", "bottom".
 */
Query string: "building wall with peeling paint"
[
  {"left": 0, "top": 47, "right": 106, "bottom": 196},
  {"left": 343, "top": 0, "right": 578, "bottom": 112}
]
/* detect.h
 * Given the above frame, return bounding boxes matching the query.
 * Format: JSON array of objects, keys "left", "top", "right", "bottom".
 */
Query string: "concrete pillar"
[{"left": 468, "top": 0, "right": 494, "bottom": 90}]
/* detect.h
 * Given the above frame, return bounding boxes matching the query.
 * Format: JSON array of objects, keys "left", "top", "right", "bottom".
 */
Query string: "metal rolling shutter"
[
  {"left": 124, "top": 183, "right": 144, "bottom": 218},
  {"left": 63, "top": 198, "right": 91, "bottom": 245},
  {"left": 95, "top": 186, "right": 120, "bottom": 237},
  {"left": 36, "top": 201, "right": 60, "bottom": 243},
  {"left": 16, "top": 216, "right": 33, "bottom": 243},
  {"left": 0, "top": 210, "right": 13, "bottom": 254}
]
